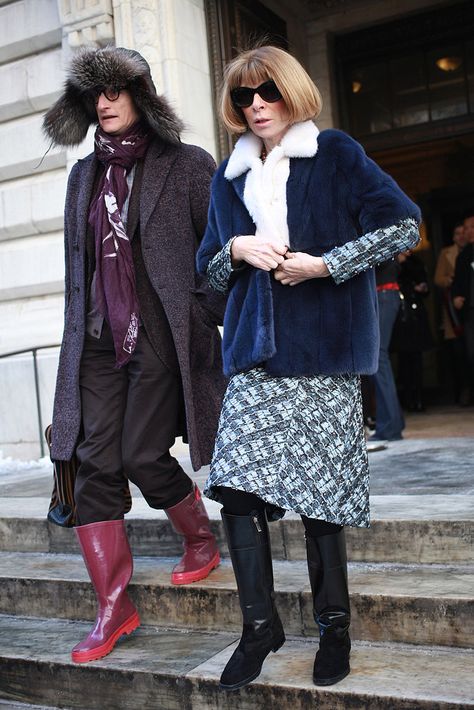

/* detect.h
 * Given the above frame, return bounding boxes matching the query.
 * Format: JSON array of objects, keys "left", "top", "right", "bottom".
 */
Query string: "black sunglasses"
[
  {"left": 90, "top": 86, "right": 127, "bottom": 104},
  {"left": 231, "top": 80, "right": 283, "bottom": 108}
]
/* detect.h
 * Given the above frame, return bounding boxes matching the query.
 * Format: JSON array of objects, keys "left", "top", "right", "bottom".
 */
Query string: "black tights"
[{"left": 216, "top": 486, "right": 342, "bottom": 538}]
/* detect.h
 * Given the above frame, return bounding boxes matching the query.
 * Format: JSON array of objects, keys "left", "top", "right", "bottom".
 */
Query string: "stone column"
[{"left": 113, "top": 0, "right": 218, "bottom": 156}]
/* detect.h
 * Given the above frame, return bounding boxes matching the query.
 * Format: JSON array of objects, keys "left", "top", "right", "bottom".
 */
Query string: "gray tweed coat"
[{"left": 50, "top": 138, "right": 227, "bottom": 471}]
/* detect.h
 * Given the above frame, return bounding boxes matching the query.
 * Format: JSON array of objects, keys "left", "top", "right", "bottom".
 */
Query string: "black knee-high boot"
[
  {"left": 220, "top": 510, "right": 285, "bottom": 691},
  {"left": 306, "top": 529, "right": 351, "bottom": 685}
]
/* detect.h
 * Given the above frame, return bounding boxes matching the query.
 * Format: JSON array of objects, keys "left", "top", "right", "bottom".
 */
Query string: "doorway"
[
  {"left": 370, "top": 135, "right": 474, "bottom": 404},
  {"left": 204, "top": 0, "right": 288, "bottom": 160}
]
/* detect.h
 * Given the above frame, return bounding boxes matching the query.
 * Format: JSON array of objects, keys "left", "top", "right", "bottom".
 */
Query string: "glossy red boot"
[
  {"left": 71, "top": 519, "right": 140, "bottom": 663},
  {"left": 165, "top": 484, "right": 220, "bottom": 585}
]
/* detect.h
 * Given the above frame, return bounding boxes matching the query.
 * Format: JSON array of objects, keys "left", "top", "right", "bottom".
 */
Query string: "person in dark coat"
[
  {"left": 434, "top": 223, "right": 468, "bottom": 404},
  {"left": 196, "top": 45, "right": 420, "bottom": 691},
  {"left": 452, "top": 213, "right": 474, "bottom": 404},
  {"left": 390, "top": 250, "right": 434, "bottom": 411},
  {"left": 42, "top": 47, "right": 227, "bottom": 664}
]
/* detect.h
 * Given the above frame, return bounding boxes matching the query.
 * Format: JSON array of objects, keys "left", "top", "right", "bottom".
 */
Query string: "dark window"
[
  {"left": 336, "top": 1, "right": 474, "bottom": 145},
  {"left": 391, "top": 53, "right": 429, "bottom": 128},
  {"left": 427, "top": 44, "right": 467, "bottom": 121}
]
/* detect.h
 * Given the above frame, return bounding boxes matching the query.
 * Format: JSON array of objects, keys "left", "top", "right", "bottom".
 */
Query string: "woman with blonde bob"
[{"left": 197, "top": 45, "right": 421, "bottom": 691}]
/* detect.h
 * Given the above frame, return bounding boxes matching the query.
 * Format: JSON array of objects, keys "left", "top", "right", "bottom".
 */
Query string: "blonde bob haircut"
[{"left": 220, "top": 45, "right": 322, "bottom": 135}]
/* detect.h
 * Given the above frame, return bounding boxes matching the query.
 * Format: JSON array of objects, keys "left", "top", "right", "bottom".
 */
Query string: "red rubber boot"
[
  {"left": 71, "top": 519, "right": 140, "bottom": 663},
  {"left": 165, "top": 484, "right": 220, "bottom": 585}
]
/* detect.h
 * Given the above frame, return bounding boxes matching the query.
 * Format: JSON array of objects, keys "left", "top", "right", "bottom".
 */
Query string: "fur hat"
[{"left": 43, "top": 46, "right": 184, "bottom": 147}]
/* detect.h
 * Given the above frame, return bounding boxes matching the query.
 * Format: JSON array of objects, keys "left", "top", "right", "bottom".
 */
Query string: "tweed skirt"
[{"left": 204, "top": 368, "right": 370, "bottom": 528}]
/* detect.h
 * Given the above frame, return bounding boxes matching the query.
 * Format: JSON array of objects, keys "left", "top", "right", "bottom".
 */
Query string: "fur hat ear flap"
[
  {"left": 132, "top": 83, "right": 184, "bottom": 145},
  {"left": 43, "top": 83, "right": 95, "bottom": 147}
]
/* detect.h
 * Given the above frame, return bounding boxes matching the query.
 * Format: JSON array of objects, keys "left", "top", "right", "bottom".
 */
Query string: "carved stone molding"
[
  {"left": 57, "top": 0, "right": 114, "bottom": 47},
  {"left": 130, "top": 0, "right": 163, "bottom": 92},
  {"left": 110, "top": 0, "right": 164, "bottom": 91}
]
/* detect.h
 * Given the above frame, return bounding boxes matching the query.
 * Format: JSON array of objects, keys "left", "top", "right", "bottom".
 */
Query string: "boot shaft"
[
  {"left": 75, "top": 519, "right": 134, "bottom": 605},
  {"left": 305, "top": 529, "right": 350, "bottom": 619},
  {"left": 221, "top": 509, "right": 275, "bottom": 624},
  {"left": 165, "top": 484, "right": 215, "bottom": 543}
]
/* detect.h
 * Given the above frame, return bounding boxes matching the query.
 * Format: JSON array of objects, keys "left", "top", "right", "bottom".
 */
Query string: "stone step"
[
  {"left": 0, "top": 703, "right": 58, "bottom": 710},
  {"left": 0, "top": 614, "right": 473, "bottom": 710},
  {"left": 0, "top": 552, "right": 472, "bottom": 649},
  {"left": 1, "top": 493, "right": 473, "bottom": 564}
]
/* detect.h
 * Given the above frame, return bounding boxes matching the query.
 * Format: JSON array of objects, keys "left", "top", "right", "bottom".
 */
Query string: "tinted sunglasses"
[
  {"left": 231, "top": 80, "right": 283, "bottom": 108},
  {"left": 90, "top": 86, "right": 127, "bottom": 104}
]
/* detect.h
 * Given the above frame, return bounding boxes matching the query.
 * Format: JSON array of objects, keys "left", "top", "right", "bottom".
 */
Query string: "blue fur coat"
[{"left": 197, "top": 125, "right": 421, "bottom": 377}]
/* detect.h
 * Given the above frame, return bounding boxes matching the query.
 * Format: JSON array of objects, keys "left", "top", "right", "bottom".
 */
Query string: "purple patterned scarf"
[{"left": 89, "top": 122, "right": 151, "bottom": 367}]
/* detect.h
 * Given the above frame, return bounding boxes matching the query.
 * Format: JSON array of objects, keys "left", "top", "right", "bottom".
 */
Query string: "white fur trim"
[
  {"left": 224, "top": 131, "right": 261, "bottom": 180},
  {"left": 224, "top": 120, "right": 319, "bottom": 180},
  {"left": 242, "top": 143, "right": 290, "bottom": 245}
]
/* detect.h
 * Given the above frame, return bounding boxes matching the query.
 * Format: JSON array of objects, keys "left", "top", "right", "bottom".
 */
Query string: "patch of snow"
[{"left": 0, "top": 450, "right": 50, "bottom": 476}]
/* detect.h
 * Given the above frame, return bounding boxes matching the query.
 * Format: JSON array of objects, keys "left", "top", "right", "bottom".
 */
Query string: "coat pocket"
[{"left": 189, "top": 294, "right": 222, "bottom": 370}]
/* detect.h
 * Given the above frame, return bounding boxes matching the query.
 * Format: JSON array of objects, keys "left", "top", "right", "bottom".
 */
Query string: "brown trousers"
[{"left": 75, "top": 323, "right": 192, "bottom": 525}]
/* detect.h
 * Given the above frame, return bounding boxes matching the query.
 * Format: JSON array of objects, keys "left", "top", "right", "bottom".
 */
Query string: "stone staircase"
[{"left": 0, "top": 496, "right": 473, "bottom": 710}]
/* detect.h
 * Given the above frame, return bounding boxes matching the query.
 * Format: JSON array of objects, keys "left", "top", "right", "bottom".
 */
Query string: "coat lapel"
[
  {"left": 75, "top": 155, "right": 98, "bottom": 248},
  {"left": 231, "top": 172, "right": 247, "bottom": 204},
  {"left": 140, "top": 139, "right": 179, "bottom": 233}
]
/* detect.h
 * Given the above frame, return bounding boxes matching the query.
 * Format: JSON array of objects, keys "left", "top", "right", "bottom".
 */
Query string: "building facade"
[{"left": 0, "top": 0, "right": 470, "bottom": 456}]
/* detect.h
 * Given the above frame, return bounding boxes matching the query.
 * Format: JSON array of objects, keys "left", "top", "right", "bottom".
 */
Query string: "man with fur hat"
[{"left": 43, "top": 46, "right": 226, "bottom": 663}]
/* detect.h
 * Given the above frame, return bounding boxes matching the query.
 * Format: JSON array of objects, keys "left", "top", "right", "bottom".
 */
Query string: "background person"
[
  {"left": 391, "top": 250, "right": 433, "bottom": 412},
  {"left": 197, "top": 45, "right": 420, "bottom": 691},
  {"left": 452, "top": 214, "right": 474, "bottom": 405},
  {"left": 434, "top": 223, "right": 468, "bottom": 404},
  {"left": 367, "top": 259, "right": 405, "bottom": 447},
  {"left": 43, "top": 47, "right": 226, "bottom": 664}
]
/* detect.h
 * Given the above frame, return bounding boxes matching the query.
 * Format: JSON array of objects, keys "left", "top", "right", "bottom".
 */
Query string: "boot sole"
[
  {"left": 313, "top": 665, "right": 350, "bottom": 686},
  {"left": 71, "top": 610, "right": 141, "bottom": 663},
  {"left": 219, "top": 634, "right": 286, "bottom": 691},
  {"left": 220, "top": 667, "right": 261, "bottom": 692},
  {"left": 171, "top": 551, "right": 220, "bottom": 585}
]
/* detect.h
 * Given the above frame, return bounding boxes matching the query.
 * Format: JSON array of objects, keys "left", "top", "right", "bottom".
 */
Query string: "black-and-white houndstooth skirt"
[{"left": 204, "top": 368, "right": 370, "bottom": 528}]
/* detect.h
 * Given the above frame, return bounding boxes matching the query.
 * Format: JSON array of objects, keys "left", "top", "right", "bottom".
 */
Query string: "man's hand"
[
  {"left": 231, "top": 235, "right": 288, "bottom": 271},
  {"left": 453, "top": 296, "right": 465, "bottom": 310},
  {"left": 274, "top": 252, "right": 330, "bottom": 286},
  {"left": 414, "top": 282, "right": 428, "bottom": 293}
]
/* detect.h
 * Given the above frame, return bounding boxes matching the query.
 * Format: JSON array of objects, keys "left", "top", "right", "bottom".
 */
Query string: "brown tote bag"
[{"left": 45, "top": 425, "right": 132, "bottom": 527}]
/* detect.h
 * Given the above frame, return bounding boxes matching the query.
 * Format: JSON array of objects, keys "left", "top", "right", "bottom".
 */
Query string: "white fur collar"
[{"left": 224, "top": 120, "right": 319, "bottom": 180}]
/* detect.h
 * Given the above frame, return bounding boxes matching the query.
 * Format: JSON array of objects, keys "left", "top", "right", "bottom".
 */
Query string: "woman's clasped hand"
[
  {"left": 274, "top": 251, "right": 330, "bottom": 285},
  {"left": 231, "top": 234, "right": 330, "bottom": 285},
  {"left": 230, "top": 233, "right": 288, "bottom": 270}
]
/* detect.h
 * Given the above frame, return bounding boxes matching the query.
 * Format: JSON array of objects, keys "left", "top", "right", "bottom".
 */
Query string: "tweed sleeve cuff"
[
  {"left": 323, "top": 217, "right": 419, "bottom": 284},
  {"left": 206, "top": 237, "right": 238, "bottom": 293}
]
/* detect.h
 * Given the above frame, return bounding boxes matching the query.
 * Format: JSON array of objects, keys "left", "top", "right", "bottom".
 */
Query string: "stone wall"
[{"left": 0, "top": 0, "right": 65, "bottom": 457}]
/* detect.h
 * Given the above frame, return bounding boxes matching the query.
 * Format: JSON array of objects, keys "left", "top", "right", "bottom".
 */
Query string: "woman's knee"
[
  {"left": 301, "top": 515, "right": 343, "bottom": 538},
  {"left": 217, "top": 486, "right": 266, "bottom": 515}
]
